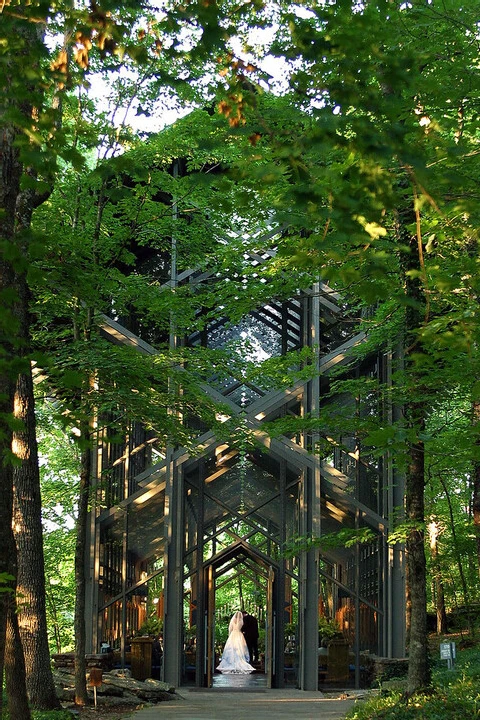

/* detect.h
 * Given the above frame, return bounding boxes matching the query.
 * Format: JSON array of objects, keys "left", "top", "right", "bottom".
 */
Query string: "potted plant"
[
  {"left": 318, "top": 616, "right": 342, "bottom": 644},
  {"left": 137, "top": 617, "right": 163, "bottom": 636}
]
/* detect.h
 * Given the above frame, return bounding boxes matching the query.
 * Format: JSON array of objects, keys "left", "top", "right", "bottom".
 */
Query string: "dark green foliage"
[
  {"left": 346, "top": 645, "right": 480, "bottom": 720},
  {"left": 284, "top": 528, "right": 377, "bottom": 558},
  {"left": 1, "top": 0, "right": 478, "bottom": 707}
]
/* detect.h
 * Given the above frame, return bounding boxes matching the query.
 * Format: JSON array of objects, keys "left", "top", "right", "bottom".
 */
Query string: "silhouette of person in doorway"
[
  {"left": 241, "top": 610, "right": 259, "bottom": 664},
  {"left": 151, "top": 634, "right": 163, "bottom": 679},
  {"left": 216, "top": 611, "right": 255, "bottom": 674}
]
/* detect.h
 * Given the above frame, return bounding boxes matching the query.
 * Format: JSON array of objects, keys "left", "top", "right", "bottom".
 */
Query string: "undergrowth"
[
  {"left": 347, "top": 645, "right": 480, "bottom": 719},
  {"left": 0, "top": 695, "right": 72, "bottom": 720}
]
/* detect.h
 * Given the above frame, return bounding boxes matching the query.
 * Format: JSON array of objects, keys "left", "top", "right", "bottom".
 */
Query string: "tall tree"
[
  {"left": 0, "top": 0, "right": 207, "bottom": 706},
  {"left": 12, "top": 92, "right": 61, "bottom": 704},
  {"left": 398, "top": 189, "right": 431, "bottom": 691},
  {"left": 238, "top": 0, "right": 480, "bottom": 691},
  {"left": 0, "top": 4, "right": 38, "bottom": 714},
  {"left": 0, "top": 0, "right": 160, "bottom": 708},
  {"left": 12, "top": 371, "right": 60, "bottom": 708}
]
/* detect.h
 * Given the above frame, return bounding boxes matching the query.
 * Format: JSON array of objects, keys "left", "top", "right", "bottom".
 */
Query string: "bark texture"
[
  {"left": 11, "top": 117, "right": 59, "bottom": 706},
  {"left": 399, "top": 191, "right": 431, "bottom": 693},
  {"left": 13, "top": 369, "right": 61, "bottom": 708},
  {"left": 438, "top": 474, "right": 473, "bottom": 633},
  {"left": 0, "top": 457, "right": 15, "bottom": 715},
  {"left": 472, "top": 400, "right": 480, "bottom": 575},
  {"left": 404, "top": 413, "right": 430, "bottom": 692},
  {"left": 5, "top": 601, "right": 31, "bottom": 720},
  {"left": 74, "top": 436, "right": 92, "bottom": 705},
  {"left": 430, "top": 535, "right": 448, "bottom": 635},
  {"left": 0, "top": 117, "right": 29, "bottom": 714}
]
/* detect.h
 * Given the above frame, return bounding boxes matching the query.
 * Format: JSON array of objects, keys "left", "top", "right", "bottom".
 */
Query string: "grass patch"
[{"left": 347, "top": 645, "right": 480, "bottom": 719}]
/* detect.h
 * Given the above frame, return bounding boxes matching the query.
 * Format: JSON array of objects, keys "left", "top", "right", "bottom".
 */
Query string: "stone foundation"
[
  {"left": 52, "top": 652, "right": 115, "bottom": 671},
  {"left": 53, "top": 667, "right": 177, "bottom": 705},
  {"left": 371, "top": 656, "right": 409, "bottom": 683}
]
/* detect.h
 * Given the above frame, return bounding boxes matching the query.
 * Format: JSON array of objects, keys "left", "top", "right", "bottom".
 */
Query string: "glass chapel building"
[{"left": 84, "top": 144, "right": 406, "bottom": 691}]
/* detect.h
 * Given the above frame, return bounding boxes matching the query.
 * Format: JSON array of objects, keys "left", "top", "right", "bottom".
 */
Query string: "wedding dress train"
[{"left": 216, "top": 611, "right": 255, "bottom": 674}]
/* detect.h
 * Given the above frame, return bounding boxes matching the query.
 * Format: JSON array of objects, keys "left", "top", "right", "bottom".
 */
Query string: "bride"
[{"left": 216, "top": 611, "right": 255, "bottom": 674}]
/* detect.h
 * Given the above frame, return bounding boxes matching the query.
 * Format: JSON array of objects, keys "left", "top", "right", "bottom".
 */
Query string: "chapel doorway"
[
  {"left": 180, "top": 445, "right": 301, "bottom": 690},
  {"left": 182, "top": 540, "right": 298, "bottom": 689},
  {"left": 205, "top": 545, "right": 272, "bottom": 688}
]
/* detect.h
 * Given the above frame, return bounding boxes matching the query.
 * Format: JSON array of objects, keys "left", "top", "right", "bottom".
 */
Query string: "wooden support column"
[
  {"left": 120, "top": 508, "right": 128, "bottom": 666},
  {"left": 120, "top": 435, "right": 130, "bottom": 661},
  {"left": 195, "top": 460, "right": 206, "bottom": 687},
  {"left": 301, "top": 466, "right": 320, "bottom": 691},
  {"left": 85, "top": 421, "right": 102, "bottom": 653},
  {"left": 384, "top": 348, "right": 406, "bottom": 659},
  {"left": 163, "top": 456, "right": 184, "bottom": 686},
  {"left": 274, "top": 459, "right": 287, "bottom": 688},
  {"left": 354, "top": 507, "right": 361, "bottom": 688},
  {"left": 354, "top": 375, "right": 361, "bottom": 689},
  {"left": 299, "top": 286, "right": 321, "bottom": 690},
  {"left": 163, "top": 162, "right": 184, "bottom": 685}
]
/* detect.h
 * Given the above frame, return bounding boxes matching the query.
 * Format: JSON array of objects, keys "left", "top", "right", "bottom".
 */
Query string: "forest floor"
[
  {"left": 344, "top": 632, "right": 480, "bottom": 720},
  {"left": 70, "top": 702, "right": 143, "bottom": 720},
  {"left": 66, "top": 632, "right": 478, "bottom": 720},
  {"left": 55, "top": 667, "right": 176, "bottom": 720}
]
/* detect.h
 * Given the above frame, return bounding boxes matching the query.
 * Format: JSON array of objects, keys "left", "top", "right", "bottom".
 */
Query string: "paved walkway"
[{"left": 131, "top": 687, "right": 358, "bottom": 720}]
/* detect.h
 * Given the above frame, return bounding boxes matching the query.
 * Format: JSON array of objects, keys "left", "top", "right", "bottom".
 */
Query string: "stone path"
[{"left": 131, "top": 687, "right": 358, "bottom": 720}]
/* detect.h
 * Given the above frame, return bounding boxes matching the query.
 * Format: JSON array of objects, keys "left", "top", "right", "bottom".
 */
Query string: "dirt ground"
[{"left": 67, "top": 700, "right": 144, "bottom": 720}]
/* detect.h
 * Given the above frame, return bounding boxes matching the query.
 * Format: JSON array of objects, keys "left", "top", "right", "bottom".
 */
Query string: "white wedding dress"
[{"left": 216, "top": 611, "right": 255, "bottom": 674}]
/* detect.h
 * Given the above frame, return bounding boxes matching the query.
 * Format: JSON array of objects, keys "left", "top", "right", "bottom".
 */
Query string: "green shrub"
[
  {"left": 318, "top": 616, "right": 341, "bottom": 641},
  {"left": 348, "top": 689, "right": 479, "bottom": 720},
  {"left": 137, "top": 616, "right": 163, "bottom": 636},
  {"left": 346, "top": 644, "right": 480, "bottom": 720}
]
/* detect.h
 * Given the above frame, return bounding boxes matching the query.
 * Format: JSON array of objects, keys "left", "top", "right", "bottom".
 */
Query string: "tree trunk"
[
  {"left": 0, "top": 456, "right": 16, "bottom": 716},
  {"left": 404, "top": 412, "right": 430, "bottom": 692},
  {"left": 1, "top": 462, "right": 29, "bottom": 720},
  {"left": 46, "top": 588, "right": 62, "bottom": 654},
  {"left": 438, "top": 474, "right": 473, "bottom": 634},
  {"left": 13, "top": 369, "right": 61, "bottom": 708},
  {"left": 1, "top": 9, "right": 51, "bottom": 713},
  {"left": 428, "top": 521, "right": 448, "bottom": 635},
  {"left": 74, "top": 433, "right": 92, "bottom": 705},
  {"left": 10, "top": 114, "right": 59, "bottom": 704},
  {"left": 398, "top": 187, "right": 431, "bottom": 693},
  {"left": 2, "top": 384, "right": 31, "bottom": 720},
  {"left": 0, "top": 116, "right": 29, "bottom": 714},
  {"left": 435, "top": 572, "right": 448, "bottom": 636},
  {"left": 5, "top": 603, "right": 31, "bottom": 720},
  {"left": 405, "top": 561, "right": 411, "bottom": 648},
  {"left": 472, "top": 400, "right": 480, "bottom": 575}
]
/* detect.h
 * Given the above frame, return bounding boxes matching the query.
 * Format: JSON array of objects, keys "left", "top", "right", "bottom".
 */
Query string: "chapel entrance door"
[
  {"left": 205, "top": 564, "right": 215, "bottom": 687},
  {"left": 203, "top": 542, "right": 276, "bottom": 688},
  {"left": 265, "top": 566, "right": 274, "bottom": 688}
]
